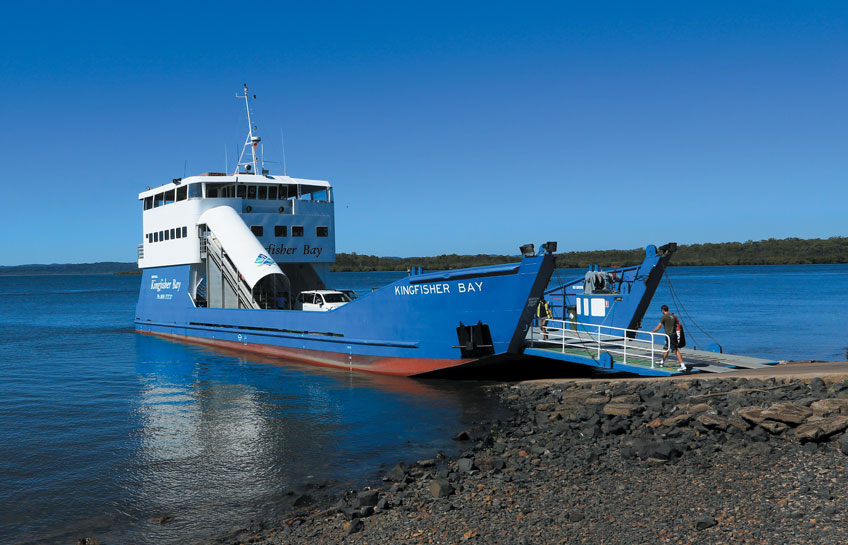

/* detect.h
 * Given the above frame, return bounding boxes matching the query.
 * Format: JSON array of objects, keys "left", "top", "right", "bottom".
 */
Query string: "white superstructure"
[{"left": 136, "top": 85, "right": 337, "bottom": 310}]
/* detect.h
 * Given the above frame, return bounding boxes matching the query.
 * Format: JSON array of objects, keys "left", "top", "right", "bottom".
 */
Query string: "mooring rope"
[{"left": 664, "top": 272, "right": 722, "bottom": 349}]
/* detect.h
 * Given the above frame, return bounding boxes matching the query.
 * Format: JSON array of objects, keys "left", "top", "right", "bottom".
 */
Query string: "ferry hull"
[{"left": 135, "top": 253, "right": 555, "bottom": 376}]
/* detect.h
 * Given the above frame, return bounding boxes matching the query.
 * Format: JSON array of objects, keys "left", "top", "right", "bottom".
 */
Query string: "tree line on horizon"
[
  {"left": 1, "top": 237, "right": 845, "bottom": 275},
  {"left": 331, "top": 237, "right": 848, "bottom": 272}
]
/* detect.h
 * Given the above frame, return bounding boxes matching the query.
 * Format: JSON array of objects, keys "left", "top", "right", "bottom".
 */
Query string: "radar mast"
[{"left": 234, "top": 84, "right": 263, "bottom": 175}]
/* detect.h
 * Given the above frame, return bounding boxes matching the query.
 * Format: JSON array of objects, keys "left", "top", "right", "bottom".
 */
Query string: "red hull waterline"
[{"left": 137, "top": 329, "right": 477, "bottom": 377}]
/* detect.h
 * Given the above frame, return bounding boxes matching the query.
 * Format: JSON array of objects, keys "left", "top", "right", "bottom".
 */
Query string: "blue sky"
[{"left": 0, "top": 1, "right": 845, "bottom": 265}]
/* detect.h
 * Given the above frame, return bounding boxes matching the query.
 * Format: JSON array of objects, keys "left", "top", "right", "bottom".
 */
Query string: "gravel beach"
[{"left": 169, "top": 365, "right": 848, "bottom": 545}]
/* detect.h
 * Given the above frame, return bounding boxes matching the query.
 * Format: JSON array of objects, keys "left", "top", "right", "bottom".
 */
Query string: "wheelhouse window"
[
  {"left": 292, "top": 226, "right": 304, "bottom": 237},
  {"left": 251, "top": 225, "right": 264, "bottom": 236},
  {"left": 154, "top": 193, "right": 164, "bottom": 207},
  {"left": 236, "top": 185, "right": 246, "bottom": 199},
  {"left": 176, "top": 186, "right": 187, "bottom": 201},
  {"left": 189, "top": 183, "right": 202, "bottom": 198},
  {"left": 300, "top": 185, "right": 331, "bottom": 202},
  {"left": 268, "top": 186, "right": 278, "bottom": 200},
  {"left": 278, "top": 184, "right": 297, "bottom": 199},
  {"left": 247, "top": 185, "right": 257, "bottom": 199},
  {"left": 164, "top": 189, "right": 175, "bottom": 204},
  {"left": 258, "top": 185, "right": 267, "bottom": 199},
  {"left": 143, "top": 196, "right": 153, "bottom": 210},
  {"left": 275, "top": 225, "right": 287, "bottom": 237},
  {"left": 317, "top": 226, "right": 329, "bottom": 237}
]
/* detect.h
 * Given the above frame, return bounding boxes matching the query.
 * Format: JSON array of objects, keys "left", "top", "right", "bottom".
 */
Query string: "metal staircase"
[{"left": 204, "top": 232, "right": 260, "bottom": 310}]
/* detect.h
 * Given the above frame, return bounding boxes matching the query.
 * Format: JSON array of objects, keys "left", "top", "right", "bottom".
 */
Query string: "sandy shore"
[{"left": 190, "top": 362, "right": 848, "bottom": 545}]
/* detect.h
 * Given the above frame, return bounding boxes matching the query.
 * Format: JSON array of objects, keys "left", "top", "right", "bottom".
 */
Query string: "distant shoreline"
[{"left": 2, "top": 236, "right": 846, "bottom": 275}]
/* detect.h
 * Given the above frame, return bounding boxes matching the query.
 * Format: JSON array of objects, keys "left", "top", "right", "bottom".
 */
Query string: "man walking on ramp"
[{"left": 651, "top": 305, "right": 690, "bottom": 372}]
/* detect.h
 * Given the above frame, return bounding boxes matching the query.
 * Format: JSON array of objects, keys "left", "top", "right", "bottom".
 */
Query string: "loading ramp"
[{"left": 524, "top": 319, "right": 779, "bottom": 377}]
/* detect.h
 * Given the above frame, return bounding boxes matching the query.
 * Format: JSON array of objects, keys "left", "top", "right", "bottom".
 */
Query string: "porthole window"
[
  {"left": 182, "top": 226, "right": 188, "bottom": 238},
  {"left": 275, "top": 225, "right": 287, "bottom": 237},
  {"left": 170, "top": 228, "right": 175, "bottom": 239},
  {"left": 292, "top": 226, "right": 304, "bottom": 237},
  {"left": 251, "top": 225, "right": 264, "bottom": 236},
  {"left": 316, "top": 226, "right": 329, "bottom": 237},
  {"left": 175, "top": 228, "right": 181, "bottom": 239}
]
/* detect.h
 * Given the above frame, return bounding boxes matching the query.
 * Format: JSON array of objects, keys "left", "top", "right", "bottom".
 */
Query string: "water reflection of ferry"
[{"left": 135, "top": 86, "right": 556, "bottom": 376}]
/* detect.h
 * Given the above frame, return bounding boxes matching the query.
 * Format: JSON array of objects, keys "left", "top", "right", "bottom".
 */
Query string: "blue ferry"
[{"left": 135, "top": 87, "right": 556, "bottom": 376}]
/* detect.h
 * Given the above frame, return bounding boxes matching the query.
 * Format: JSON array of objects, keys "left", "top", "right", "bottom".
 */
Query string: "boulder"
[
  {"left": 793, "top": 422, "right": 823, "bottom": 442},
  {"left": 634, "top": 439, "right": 683, "bottom": 461},
  {"left": 662, "top": 414, "right": 691, "bottom": 427},
  {"left": 818, "top": 416, "right": 848, "bottom": 437},
  {"left": 603, "top": 403, "right": 641, "bottom": 417},
  {"left": 429, "top": 478, "right": 454, "bottom": 498},
  {"left": 474, "top": 455, "right": 505, "bottom": 472},
  {"left": 344, "top": 518, "right": 364, "bottom": 534},
  {"left": 694, "top": 516, "right": 718, "bottom": 530},
  {"left": 384, "top": 463, "right": 407, "bottom": 482},
  {"left": 761, "top": 403, "right": 813, "bottom": 425},
  {"left": 697, "top": 414, "right": 729, "bottom": 431},
  {"left": 357, "top": 490, "right": 379, "bottom": 507},
  {"left": 457, "top": 458, "right": 474, "bottom": 473},
  {"left": 688, "top": 403, "right": 712, "bottom": 414},
  {"left": 840, "top": 434, "right": 848, "bottom": 455},
  {"left": 737, "top": 407, "right": 767, "bottom": 425},
  {"left": 759, "top": 421, "right": 789, "bottom": 435},
  {"left": 811, "top": 399, "right": 848, "bottom": 415},
  {"left": 293, "top": 494, "right": 313, "bottom": 507}
]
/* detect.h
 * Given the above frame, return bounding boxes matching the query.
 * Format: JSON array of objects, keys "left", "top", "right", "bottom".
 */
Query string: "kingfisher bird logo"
[{"left": 255, "top": 253, "right": 274, "bottom": 266}]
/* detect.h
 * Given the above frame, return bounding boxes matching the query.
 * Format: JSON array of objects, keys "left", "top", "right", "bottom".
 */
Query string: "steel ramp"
[{"left": 524, "top": 322, "right": 779, "bottom": 376}]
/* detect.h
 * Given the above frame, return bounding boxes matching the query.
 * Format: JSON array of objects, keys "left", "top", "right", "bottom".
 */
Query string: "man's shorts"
[{"left": 667, "top": 334, "right": 679, "bottom": 352}]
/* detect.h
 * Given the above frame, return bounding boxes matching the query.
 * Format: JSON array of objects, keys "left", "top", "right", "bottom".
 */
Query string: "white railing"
[{"left": 528, "top": 318, "right": 670, "bottom": 368}]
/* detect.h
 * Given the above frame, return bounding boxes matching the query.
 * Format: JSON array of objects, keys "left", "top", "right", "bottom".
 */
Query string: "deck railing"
[{"left": 528, "top": 318, "right": 670, "bottom": 368}]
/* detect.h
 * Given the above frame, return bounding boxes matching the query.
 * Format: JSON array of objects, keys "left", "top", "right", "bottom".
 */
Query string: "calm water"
[{"left": 1, "top": 265, "right": 846, "bottom": 544}]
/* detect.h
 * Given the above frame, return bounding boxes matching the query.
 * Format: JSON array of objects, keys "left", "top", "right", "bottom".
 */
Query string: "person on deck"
[
  {"left": 651, "top": 305, "right": 690, "bottom": 372},
  {"left": 537, "top": 296, "right": 553, "bottom": 340}
]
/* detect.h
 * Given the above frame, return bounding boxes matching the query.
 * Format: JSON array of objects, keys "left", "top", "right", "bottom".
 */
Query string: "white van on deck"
[{"left": 296, "top": 290, "right": 352, "bottom": 311}]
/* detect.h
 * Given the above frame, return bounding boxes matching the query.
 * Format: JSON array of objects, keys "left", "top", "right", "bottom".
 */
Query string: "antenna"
[
  {"left": 183, "top": 160, "right": 187, "bottom": 178},
  {"left": 224, "top": 144, "right": 228, "bottom": 173},
  {"left": 233, "top": 84, "right": 261, "bottom": 175},
  {"left": 280, "top": 127, "right": 288, "bottom": 176}
]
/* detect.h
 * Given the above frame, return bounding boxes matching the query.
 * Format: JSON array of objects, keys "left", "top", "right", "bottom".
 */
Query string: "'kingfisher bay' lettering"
[
  {"left": 303, "top": 244, "right": 322, "bottom": 258},
  {"left": 150, "top": 275, "right": 181, "bottom": 292},
  {"left": 458, "top": 281, "right": 484, "bottom": 293},
  {"left": 394, "top": 281, "right": 484, "bottom": 296},
  {"left": 265, "top": 243, "right": 297, "bottom": 256}
]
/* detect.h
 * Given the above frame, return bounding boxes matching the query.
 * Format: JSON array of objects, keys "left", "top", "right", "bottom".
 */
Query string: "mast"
[{"left": 234, "top": 84, "right": 262, "bottom": 175}]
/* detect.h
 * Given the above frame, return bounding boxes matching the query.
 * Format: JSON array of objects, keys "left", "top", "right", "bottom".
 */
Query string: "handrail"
[{"left": 528, "top": 318, "right": 670, "bottom": 368}]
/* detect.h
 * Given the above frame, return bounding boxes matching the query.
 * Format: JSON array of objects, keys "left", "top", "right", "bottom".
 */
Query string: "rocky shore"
[{"left": 208, "top": 372, "right": 848, "bottom": 545}]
